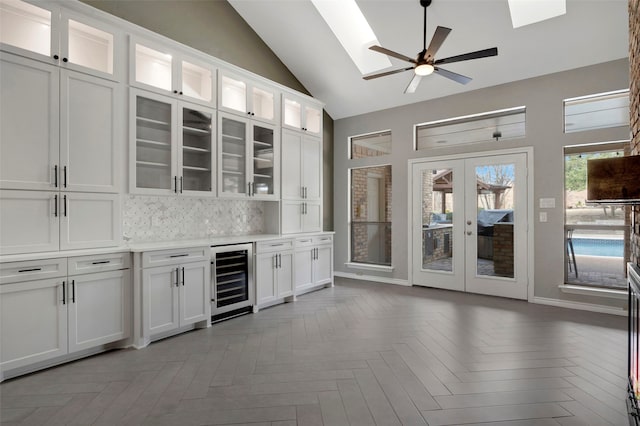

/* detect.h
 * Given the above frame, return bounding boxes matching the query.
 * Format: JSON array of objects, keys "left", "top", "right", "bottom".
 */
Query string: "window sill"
[
  {"left": 558, "top": 284, "right": 626, "bottom": 300},
  {"left": 345, "top": 262, "right": 394, "bottom": 273}
]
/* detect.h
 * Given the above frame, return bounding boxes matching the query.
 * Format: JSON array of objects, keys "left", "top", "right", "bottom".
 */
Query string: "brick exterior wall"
[
  {"left": 631, "top": 0, "right": 640, "bottom": 266},
  {"left": 493, "top": 223, "right": 514, "bottom": 277}
]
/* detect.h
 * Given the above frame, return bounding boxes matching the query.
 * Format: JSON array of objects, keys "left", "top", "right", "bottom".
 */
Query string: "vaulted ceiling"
[{"left": 228, "top": 0, "right": 629, "bottom": 120}]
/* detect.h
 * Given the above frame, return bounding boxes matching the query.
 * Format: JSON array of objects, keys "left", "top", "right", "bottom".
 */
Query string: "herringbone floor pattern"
[{"left": 0, "top": 278, "right": 628, "bottom": 425}]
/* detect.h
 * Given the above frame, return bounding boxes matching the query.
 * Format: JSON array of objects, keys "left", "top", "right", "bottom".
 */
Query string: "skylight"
[
  {"left": 310, "top": 0, "right": 391, "bottom": 75},
  {"left": 507, "top": 0, "right": 566, "bottom": 28}
]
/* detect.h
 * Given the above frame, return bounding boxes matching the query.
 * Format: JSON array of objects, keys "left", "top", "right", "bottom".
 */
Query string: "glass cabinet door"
[
  {"left": 283, "top": 97, "right": 302, "bottom": 130},
  {"left": 0, "top": 0, "right": 55, "bottom": 59},
  {"left": 134, "top": 42, "right": 172, "bottom": 92},
  {"left": 220, "top": 75, "right": 247, "bottom": 114},
  {"left": 219, "top": 115, "right": 248, "bottom": 197},
  {"left": 304, "top": 105, "right": 322, "bottom": 135},
  {"left": 180, "top": 59, "right": 213, "bottom": 103},
  {"left": 252, "top": 124, "right": 275, "bottom": 196},
  {"left": 64, "top": 17, "right": 115, "bottom": 77},
  {"left": 251, "top": 86, "right": 275, "bottom": 123},
  {"left": 179, "top": 106, "right": 214, "bottom": 193},
  {"left": 134, "top": 94, "right": 174, "bottom": 191}
]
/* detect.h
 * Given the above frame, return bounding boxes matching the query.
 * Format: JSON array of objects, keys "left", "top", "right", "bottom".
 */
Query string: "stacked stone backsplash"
[
  {"left": 122, "top": 195, "right": 266, "bottom": 243},
  {"left": 631, "top": 0, "right": 639, "bottom": 265}
]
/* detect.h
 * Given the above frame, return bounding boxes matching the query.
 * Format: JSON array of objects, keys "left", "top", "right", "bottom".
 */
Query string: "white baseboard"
[
  {"left": 334, "top": 271, "right": 410, "bottom": 286},
  {"left": 531, "top": 296, "right": 627, "bottom": 316}
]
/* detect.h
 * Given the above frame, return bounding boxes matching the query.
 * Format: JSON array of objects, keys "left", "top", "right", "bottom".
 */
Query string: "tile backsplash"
[{"left": 123, "top": 195, "right": 266, "bottom": 242}]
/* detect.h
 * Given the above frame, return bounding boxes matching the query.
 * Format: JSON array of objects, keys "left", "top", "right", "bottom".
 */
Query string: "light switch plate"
[
  {"left": 539, "top": 212, "right": 548, "bottom": 222},
  {"left": 539, "top": 198, "right": 556, "bottom": 209}
]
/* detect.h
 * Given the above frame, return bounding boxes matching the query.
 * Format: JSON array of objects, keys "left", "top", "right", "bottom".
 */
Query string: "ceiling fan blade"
[
  {"left": 404, "top": 74, "right": 422, "bottom": 94},
  {"left": 363, "top": 67, "right": 414, "bottom": 80},
  {"left": 425, "top": 26, "right": 451, "bottom": 60},
  {"left": 369, "top": 45, "right": 417, "bottom": 64},
  {"left": 434, "top": 67, "right": 472, "bottom": 85},
  {"left": 434, "top": 47, "right": 498, "bottom": 65}
]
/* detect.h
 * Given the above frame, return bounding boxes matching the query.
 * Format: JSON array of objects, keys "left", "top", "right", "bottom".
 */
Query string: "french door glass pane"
[
  {"left": 136, "top": 96, "right": 172, "bottom": 190},
  {"left": 182, "top": 107, "right": 212, "bottom": 192},
  {"left": 421, "top": 168, "right": 454, "bottom": 272},
  {"left": 475, "top": 163, "right": 515, "bottom": 278},
  {"left": 252, "top": 125, "right": 274, "bottom": 195},
  {"left": 220, "top": 117, "right": 246, "bottom": 194}
]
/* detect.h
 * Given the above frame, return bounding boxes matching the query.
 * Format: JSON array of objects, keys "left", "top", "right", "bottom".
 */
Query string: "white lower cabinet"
[
  {"left": 0, "top": 254, "right": 130, "bottom": 376},
  {"left": 281, "top": 201, "right": 322, "bottom": 234},
  {"left": 255, "top": 239, "right": 294, "bottom": 310},
  {"left": 294, "top": 235, "right": 333, "bottom": 294},
  {"left": 142, "top": 254, "right": 210, "bottom": 339}
]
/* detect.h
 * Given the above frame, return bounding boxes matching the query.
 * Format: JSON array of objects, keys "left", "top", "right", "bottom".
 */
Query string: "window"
[
  {"left": 349, "top": 165, "right": 392, "bottom": 266},
  {"left": 563, "top": 89, "right": 630, "bottom": 133},
  {"left": 564, "top": 142, "right": 628, "bottom": 289},
  {"left": 414, "top": 106, "right": 526, "bottom": 151},
  {"left": 349, "top": 130, "right": 391, "bottom": 159}
]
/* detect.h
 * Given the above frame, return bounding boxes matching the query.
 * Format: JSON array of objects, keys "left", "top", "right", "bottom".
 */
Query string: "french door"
[{"left": 411, "top": 152, "right": 529, "bottom": 300}]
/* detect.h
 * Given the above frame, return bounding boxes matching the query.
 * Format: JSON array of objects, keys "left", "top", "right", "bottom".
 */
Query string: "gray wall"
[
  {"left": 82, "top": 0, "right": 333, "bottom": 231},
  {"left": 334, "top": 59, "right": 629, "bottom": 308}
]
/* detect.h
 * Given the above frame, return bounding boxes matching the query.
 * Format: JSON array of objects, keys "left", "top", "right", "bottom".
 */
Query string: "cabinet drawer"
[
  {"left": 294, "top": 237, "right": 315, "bottom": 248},
  {"left": 256, "top": 239, "right": 294, "bottom": 253},
  {"left": 142, "top": 247, "right": 209, "bottom": 268},
  {"left": 0, "top": 258, "right": 67, "bottom": 284},
  {"left": 67, "top": 252, "right": 130, "bottom": 276},
  {"left": 313, "top": 235, "right": 333, "bottom": 245}
]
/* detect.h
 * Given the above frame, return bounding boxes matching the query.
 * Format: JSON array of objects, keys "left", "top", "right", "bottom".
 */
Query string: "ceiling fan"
[{"left": 364, "top": 0, "right": 498, "bottom": 93}]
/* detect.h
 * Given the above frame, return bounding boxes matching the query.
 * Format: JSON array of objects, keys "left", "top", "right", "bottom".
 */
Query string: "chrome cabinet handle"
[
  {"left": 54, "top": 194, "right": 58, "bottom": 217},
  {"left": 182, "top": 267, "right": 185, "bottom": 286},
  {"left": 278, "top": 254, "right": 281, "bottom": 268},
  {"left": 54, "top": 165, "right": 58, "bottom": 187},
  {"left": 91, "top": 260, "right": 110, "bottom": 265},
  {"left": 174, "top": 176, "right": 178, "bottom": 193},
  {"left": 180, "top": 176, "right": 183, "bottom": 193},
  {"left": 18, "top": 268, "right": 42, "bottom": 273},
  {"left": 169, "top": 253, "right": 189, "bottom": 258},
  {"left": 63, "top": 195, "right": 67, "bottom": 217},
  {"left": 63, "top": 166, "right": 67, "bottom": 188},
  {"left": 71, "top": 280, "right": 75, "bottom": 303},
  {"left": 62, "top": 281, "right": 66, "bottom": 305},
  {"left": 175, "top": 268, "right": 180, "bottom": 287}
]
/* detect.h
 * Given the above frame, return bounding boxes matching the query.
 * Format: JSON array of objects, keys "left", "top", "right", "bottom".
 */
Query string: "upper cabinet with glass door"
[
  {"left": 282, "top": 93, "right": 322, "bottom": 137},
  {"left": 218, "top": 70, "right": 279, "bottom": 125},
  {"left": 0, "top": 0, "right": 122, "bottom": 80},
  {"left": 130, "top": 36, "right": 215, "bottom": 107}
]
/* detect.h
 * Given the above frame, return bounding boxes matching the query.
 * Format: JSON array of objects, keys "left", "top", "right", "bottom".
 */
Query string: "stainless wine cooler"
[{"left": 210, "top": 243, "right": 253, "bottom": 322}]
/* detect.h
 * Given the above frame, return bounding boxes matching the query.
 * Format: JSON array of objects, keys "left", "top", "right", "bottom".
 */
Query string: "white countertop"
[{"left": 0, "top": 232, "right": 335, "bottom": 263}]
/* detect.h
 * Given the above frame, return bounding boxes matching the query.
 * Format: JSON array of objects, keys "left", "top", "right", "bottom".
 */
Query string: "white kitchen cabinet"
[
  {"left": 0, "top": 253, "right": 130, "bottom": 376},
  {"left": 218, "top": 112, "right": 279, "bottom": 199},
  {"left": 282, "top": 93, "right": 322, "bottom": 136},
  {"left": 142, "top": 256, "right": 210, "bottom": 339},
  {"left": 131, "top": 89, "right": 216, "bottom": 195},
  {"left": 255, "top": 239, "right": 294, "bottom": 310},
  {"left": 281, "top": 200, "right": 322, "bottom": 234},
  {"left": 281, "top": 130, "right": 321, "bottom": 201},
  {"left": 218, "top": 70, "right": 278, "bottom": 125},
  {"left": 0, "top": 0, "right": 122, "bottom": 80},
  {"left": 1, "top": 53, "right": 121, "bottom": 193},
  {"left": 67, "top": 269, "right": 129, "bottom": 352},
  {"left": 130, "top": 36, "right": 215, "bottom": 107},
  {"left": 294, "top": 235, "right": 333, "bottom": 294},
  {"left": 0, "top": 190, "right": 120, "bottom": 255},
  {"left": 0, "top": 277, "right": 68, "bottom": 372}
]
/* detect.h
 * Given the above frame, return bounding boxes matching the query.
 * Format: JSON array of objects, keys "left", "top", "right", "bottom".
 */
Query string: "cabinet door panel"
[
  {"left": 281, "top": 131, "right": 302, "bottom": 200},
  {"left": 0, "top": 190, "right": 58, "bottom": 255},
  {"left": 294, "top": 249, "right": 313, "bottom": 291},
  {"left": 278, "top": 252, "right": 294, "bottom": 298},
  {"left": 314, "top": 246, "right": 333, "bottom": 285},
  {"left": 255, "top": 253, "right": 276, "bottom": 306},
  {"left": 179, "top": 261, "right": 209, "bottom": 326},
  {"left": 68, "top": 270, "right": 129, "bottom": 352},
  {"left": 60, "top": 193, "right": 120, "bottom": 250},
  {"left": 218, "top": 113, "right": 249, "bottom": 198},
  {"left": 143, "top": 265, "right": 179, "bottom": 336},
  {"left": 302, "top": 137, "right": 322, "bottom": 201},
  {"left": 0, "top": 0, "right": 58, "bottom": 63},
  {"left": 61, "top": 71, "right": 120, "bottom": 193},
  {"left": 0, "top": 54, "right": 59, "bottom": 190},
  {"left": 281, "top": 202, "right": 303, "bottom": 235},
  {"left": 0, "top": 278, "right": 67, "bottom": 372},
  {"left": 302, "top": 202, "right": 322, "bottom": 233}
]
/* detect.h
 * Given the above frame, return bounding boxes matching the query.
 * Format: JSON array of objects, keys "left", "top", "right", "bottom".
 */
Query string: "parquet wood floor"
[{"left": 0, "top": 278, "right": 628, "bottom": 425}]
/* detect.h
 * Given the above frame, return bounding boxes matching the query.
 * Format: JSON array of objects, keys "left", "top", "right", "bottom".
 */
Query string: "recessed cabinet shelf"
[
  {"left": 182, "top": 145, "right": 209, "bottom": 153},
  {"left": 137, "top": 160, "right": 169, "bottom": 168},
  {"left": 137, "top": 139, "right": 170, "bottom": 148},
  {"left": 137, "top": 116, "right": 170, "bottom": 127}
]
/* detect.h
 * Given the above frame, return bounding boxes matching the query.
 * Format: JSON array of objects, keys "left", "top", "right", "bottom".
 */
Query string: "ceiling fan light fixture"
[{"left": 415, "top": 63, "right": 434, "bottom": 76}]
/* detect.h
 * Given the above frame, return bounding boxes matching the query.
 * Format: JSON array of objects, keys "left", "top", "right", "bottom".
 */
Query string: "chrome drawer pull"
[
  {"left": 169, "top": 254, "right": 189, "bottom": 258},
  {"left": 18, "top": 268, "right": 42, "bottom": 273},
  {"left": 91, "top": 260, "right": 111, "bottom": 265}
]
